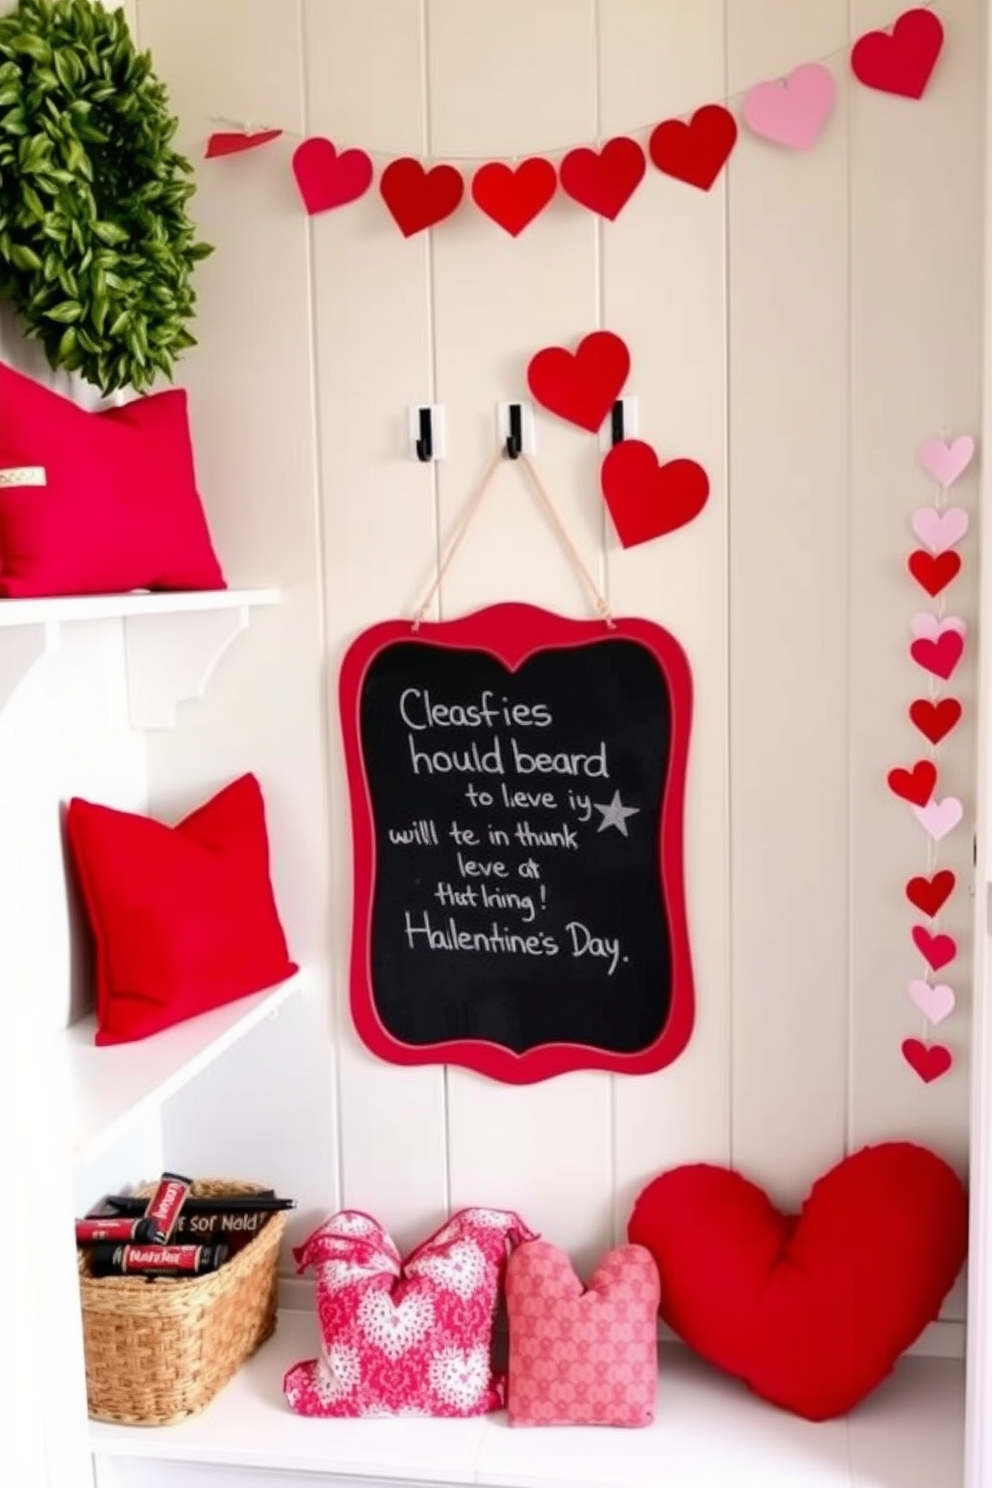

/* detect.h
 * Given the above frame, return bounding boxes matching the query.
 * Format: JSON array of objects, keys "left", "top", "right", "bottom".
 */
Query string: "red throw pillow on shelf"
[
  {"left": 0, "top": 362, "right": 225, "bottom": 597},
  {"left": 67, "top": 774, "right": 297, "bottom": 1045}
]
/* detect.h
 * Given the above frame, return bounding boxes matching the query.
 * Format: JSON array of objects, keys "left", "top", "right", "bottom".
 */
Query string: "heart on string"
[
  {"left": 292, "top": 138, "right": 374, "bottom": 215},
  {"left": 380, "top": 159, "right": 464, "bottom": 236},
  {"left": 471, "top": 159, "right": 557, "bottom": 236},
  {"left": 908, "top": 549, "right": 962, "bottom": 598},
  {"left": 205, "top": 129, "right": 283, "bottom": 159},
  {"left": 912, "top": 926, "right": 957, "bottom": 972},
  {"left": 886, "top": 759, "right": 936, "bottom": 807},
  {"left": 911, "top": 506, "right": 969, "bottom": 555},
  {"left": 851, "top": 9, "right": 945, "bottom": 100},
  {"left": 911, "top": 613, "right": 965, "bottom": 641},
  {"left": 908, "top": 979, "right": 956, "bottom": 1027},
  {"left": 648, "top": 105, "right": 738, "bottom": 191},
  {"left": 912, "top": 796, "right": 964, "bottom": 844},
  {"left": 901, "top": 1038, "right": 953, "bottom": 1084},
  {"left": 559, "top": 137, "right": 646, "bottom": 220},
  {"left": 905, "top": 870, "right": 956, "bottom": 919},
  {"left": 527, "top": 331, "right": 630, "bottom": 433},
  {"left": 742, "top": 64, "right": 836, "bottom": 150},
  {"left": 909, "top": 697, "right": 962, "bottom": 745},
  {"left": 601, "top": 440, "right": 710, "bottom": 548},
  {"left": 918, "top": 436, "right": 975, "bottom": 489},
  {"left": 910, "top": 631, "right": 965, "bottom": 682}
]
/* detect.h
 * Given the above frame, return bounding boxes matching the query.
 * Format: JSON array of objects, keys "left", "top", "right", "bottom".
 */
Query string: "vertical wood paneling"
[
  {"left": 139, "top": 0, "right": 338, "bottom": 1234},
  {"left": 126, "top": 0, "right": 982, "bottom": 1272},
  {"left": 848, "top": 0, "right": 983, "bottom": 1314},
  {"left": 304, "top": 0, "right": 450, "bottom": 1251},
  {"left": 727, "top": 0, "right": 851, "bottom": 1199},
  {"left": 426, "top": 0, "right": 614, "bottom": 1267},
  {"left": 600, "top": 0, "right": 732, "bottom": 1238}
]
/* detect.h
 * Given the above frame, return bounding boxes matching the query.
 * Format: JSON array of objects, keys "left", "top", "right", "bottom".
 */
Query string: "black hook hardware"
[
  {"left": 416, "top": 406, "right": 433, "bottom": 462},
  {"left": 610, "top": 400, "right": 625, "bottom": 447},
  {"left": 505, "top": 403, "right": 523, "bottom": 460}
]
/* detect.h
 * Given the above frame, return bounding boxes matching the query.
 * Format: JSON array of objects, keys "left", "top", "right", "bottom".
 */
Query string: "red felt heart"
[
  {"left": 527, "top": 330, "right": 630, "bottom": 433},
  {"left": 886, "top": 758, "right": 936, "bottom": 806},
  {"left": 912, "top": 925, "right": 956, "bottom": 972},
  {"left": 902, "top": 1038, "right": 953, "bottom": 1084},
  {"left": 559, "top": 137, "right": 646, "bottom": 220},
  {"left": 380, "top": 158, "right": 464, "bottom": 236},
  {"left": 205, "top": 129, "right": 283, "bottom": 159},
  {"left": 648, "top": 105, "right": 738, "bottom": 191},
  {"left": 905, "top": 869, "right": 956, "bottom": 918},
  {"left": 292, "top": 137, "right": 374, "bottom": 215},
  {"left": 907, "top": 548, "right": 961, "bottom": 598},
  {"left": 851, "top": 8, "right": 944, "bottom": 100},
  {"left": 628, "top": 1142, "right": 967, "bottom": 1420},
  {"left": 910, "top": 631, "right": 964, "bottom": 681},
  {"left": 471, "top": 159, "right": 557, "bottom": 235},
  {"left": 601, "top": 440, "right": 710, "bottom": 548},
  {"left": 910, "top": 696, "right": 962, "bottom": 744}
]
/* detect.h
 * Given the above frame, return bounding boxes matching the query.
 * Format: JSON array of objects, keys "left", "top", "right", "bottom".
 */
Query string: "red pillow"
[
  {"left": 628, "top": 1143, "right": 968, "bottom": 1420},
  {"left": 0, "top": 362, "right": 225, "bottom": 597},
  {"left": 67, "top": 774, "right": 297, "bottom": 1045}
]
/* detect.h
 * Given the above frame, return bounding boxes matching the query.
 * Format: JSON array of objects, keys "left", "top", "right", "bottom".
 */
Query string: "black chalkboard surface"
[{"left": 340, "top": 603, "right": 694, "bottom": 1084}]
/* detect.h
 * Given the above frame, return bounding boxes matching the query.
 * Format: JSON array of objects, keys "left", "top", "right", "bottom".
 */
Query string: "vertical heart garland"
[{"left": 891, "top": 432, "right": 975, "bottom": 1084}]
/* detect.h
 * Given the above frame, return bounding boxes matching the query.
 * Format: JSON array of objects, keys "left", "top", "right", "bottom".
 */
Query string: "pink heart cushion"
[
  {"left": 285, "top": 1208, "right": 534, "bottom": 1418},
  {"left": 506, "top": 1240, "right": 660, "bottom": 1427}
]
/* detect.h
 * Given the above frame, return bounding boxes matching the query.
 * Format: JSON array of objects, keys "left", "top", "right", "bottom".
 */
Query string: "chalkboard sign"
[{"left": 339, "top": 603, "right": 694, "bottom": 1084}]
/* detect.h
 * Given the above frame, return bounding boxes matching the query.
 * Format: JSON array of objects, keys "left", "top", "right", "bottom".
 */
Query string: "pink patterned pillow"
[
  {"left": 506, "top": 1240, "right": 660, "bottom": 1426},
  {"left": 284, "top": 1207, "right": 534, "bottom": 1418}
]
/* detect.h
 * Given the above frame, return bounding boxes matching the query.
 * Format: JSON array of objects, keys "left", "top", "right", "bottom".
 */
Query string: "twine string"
[{"left": 411, "top": 451, "right": 613, "bottom": 630}]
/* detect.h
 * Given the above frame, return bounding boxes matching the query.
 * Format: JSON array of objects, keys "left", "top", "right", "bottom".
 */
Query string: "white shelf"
[
  {"left": 0, "top": 588, "right": 280, "bottom": 725},
  {"left": 61, "top": 974, "right": 304, "bottom": 1161},
  {"left": 0, "top": 587, "right": 279, "bottom": 627},
  {"left": 90, "top": 1307, "right": 964, "bottom": 1488}
]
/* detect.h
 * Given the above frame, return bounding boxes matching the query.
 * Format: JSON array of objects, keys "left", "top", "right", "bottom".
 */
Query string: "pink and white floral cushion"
[
  {"left": 506, "top": 1240, "right": 660, "bottom": 1426},
  {"left": 284, "top": 1207, "right": 535, "bottom": 1418}
]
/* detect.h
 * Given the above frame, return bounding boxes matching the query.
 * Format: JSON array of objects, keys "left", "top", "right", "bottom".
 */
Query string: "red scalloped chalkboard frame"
[{"left": 339, "top": 602, "right": 694, "bottom": 1084}]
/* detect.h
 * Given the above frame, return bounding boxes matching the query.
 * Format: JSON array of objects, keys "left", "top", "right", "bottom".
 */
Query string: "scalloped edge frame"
[{"left": 338, "top": 602, "right": 695, "bottom": 1084}]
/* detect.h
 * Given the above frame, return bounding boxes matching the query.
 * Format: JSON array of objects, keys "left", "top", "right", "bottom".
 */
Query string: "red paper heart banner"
[
  {"left": 889, "top": 429, "right": 975, "bottom": 1085},
  {"left": 209, "top": 6, "right": 944, "bottom": 234}
]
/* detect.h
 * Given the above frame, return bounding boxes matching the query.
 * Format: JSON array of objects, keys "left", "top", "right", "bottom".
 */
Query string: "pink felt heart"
[
  {"left": 911, "top": 613, "right": 965, "bottom": 641},
  {"left": 505, "top": 1240, "right": 660, "bottom": 1427},
  {"left": 908, "top": 979, "right": 955, "bottom": 1026},
  {"left": 910, "top": 631, "right": 964, "bottom": 682},
  {"left": 901, "top": 1038, "right": 953, "bottom": 1084},
  {"left": 912, "top": 926, "right": 957, "bottom": 972},
  {"left": 292, "top": 137, "right": 374, "bottom": 215},
  {"left": 743, "top": 64, "right": 836, "bottom": 150},
  {"left": 911, "top": 506, "right": 969, "bottom": 554},
  {"left": 911, "top": 796, "right": 964, "bottom": 843},
  {"left": 918, "top": 437, "right": 975, "bottom": 489}
]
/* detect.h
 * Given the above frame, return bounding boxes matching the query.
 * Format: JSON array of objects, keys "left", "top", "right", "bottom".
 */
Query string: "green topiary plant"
[{"left": 0, "top": 0, "right": 212, "bottom": 393}]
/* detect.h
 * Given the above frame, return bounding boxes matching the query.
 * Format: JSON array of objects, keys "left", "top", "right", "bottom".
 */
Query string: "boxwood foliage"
[{"left": 0, "top": 0, "right": 212, "bottom": 393}]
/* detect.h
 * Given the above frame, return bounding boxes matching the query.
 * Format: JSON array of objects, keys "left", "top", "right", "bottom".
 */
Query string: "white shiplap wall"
[{"left": 122, "top": 0, "right": 985, "bottom": 1277}]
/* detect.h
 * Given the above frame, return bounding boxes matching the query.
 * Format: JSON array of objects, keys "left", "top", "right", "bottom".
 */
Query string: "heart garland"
[
  {"left": 525, "top": 331, "right": 710, "bottom": 547},
  {"left": 889, "top": 431, "right": 975, "bottom": 1084},
  {"left": 212, "top": 6, "right": 945, "bottom": 234}
]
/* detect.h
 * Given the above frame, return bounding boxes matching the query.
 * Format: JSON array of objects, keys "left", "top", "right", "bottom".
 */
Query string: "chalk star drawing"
[{"left": 593, "top": 790, "right": 640, "bottom": 837}]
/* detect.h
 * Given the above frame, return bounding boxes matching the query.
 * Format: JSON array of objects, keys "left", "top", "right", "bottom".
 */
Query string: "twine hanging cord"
[{"left": 411, "top": 452, "right": 614, "bottom": 629}]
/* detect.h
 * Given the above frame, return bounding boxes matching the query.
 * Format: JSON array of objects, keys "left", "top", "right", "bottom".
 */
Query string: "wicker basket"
[{"left": 78, "top": 1179, "right": 285, "bottom": 1426}]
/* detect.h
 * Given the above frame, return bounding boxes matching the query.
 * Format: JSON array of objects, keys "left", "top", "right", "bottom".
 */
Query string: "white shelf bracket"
[
  {"left": 0, "top": 622, "right": 53, "bottom": 719},
  {"left": 124, "top": 605, "right": 252, "bottom": 731}
]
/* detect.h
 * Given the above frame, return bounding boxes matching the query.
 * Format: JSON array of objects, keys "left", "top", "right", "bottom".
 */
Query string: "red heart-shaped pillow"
[{"left": 628, "top": 1142, "right": 966, "bottom": 1421}]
